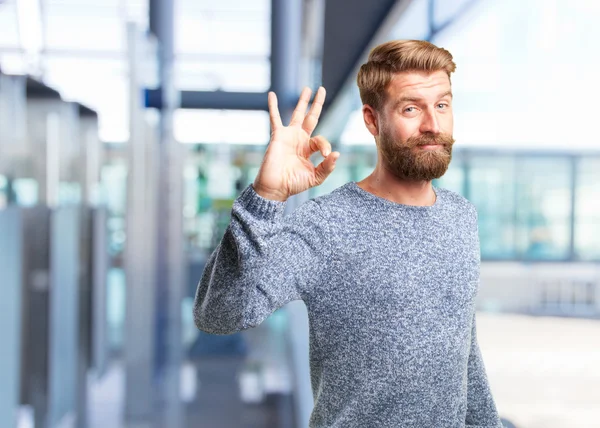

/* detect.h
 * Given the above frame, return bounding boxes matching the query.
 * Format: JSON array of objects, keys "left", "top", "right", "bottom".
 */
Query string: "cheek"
[
  {"left": 395, "top": 119, "right": 420, "bottom": 141},
  {"left": 441, "top": 112, "right": 454, "bottom": 134}
]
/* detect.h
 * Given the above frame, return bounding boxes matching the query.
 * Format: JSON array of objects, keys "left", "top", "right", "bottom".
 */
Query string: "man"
[{"left": 194, "top": 40, "right": 502, "bottom": 427}]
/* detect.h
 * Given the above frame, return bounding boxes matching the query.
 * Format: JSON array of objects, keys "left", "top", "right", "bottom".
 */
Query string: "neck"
[{"left": 356, "top": 163, "right": 437, "bottom": 207}]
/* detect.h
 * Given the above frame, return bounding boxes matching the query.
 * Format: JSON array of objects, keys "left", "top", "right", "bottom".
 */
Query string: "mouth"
[{"left": 417, "top": 144, "right": 442, "bottom": 150}]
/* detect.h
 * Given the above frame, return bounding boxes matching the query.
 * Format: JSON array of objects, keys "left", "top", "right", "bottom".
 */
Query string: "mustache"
[{"left": 405, "top": 133, "right": 455, "bottom": 148}]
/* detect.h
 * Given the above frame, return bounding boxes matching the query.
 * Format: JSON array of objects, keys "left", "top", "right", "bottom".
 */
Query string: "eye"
[
  {"left": 404, "top": 107, "right": 416, "bottom": 113},
  {"left": 436, "top": 103, "right": 449, "bottom": 109}
]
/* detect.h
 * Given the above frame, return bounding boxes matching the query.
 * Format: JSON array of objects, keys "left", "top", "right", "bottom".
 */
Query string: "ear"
[{"left": 362, "top": 104, "right": 379, "bottom": 137}]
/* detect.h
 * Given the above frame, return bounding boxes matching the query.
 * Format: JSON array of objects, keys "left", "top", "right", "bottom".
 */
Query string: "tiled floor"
[
  {"left": 477, "top": 313, "right": 600, "bottom": 428},
  {"left": 86, "top": 313, "right": 600, "bottom": 428},
  {"left": 87, "top": 357, "right": 293, "bottom": 428},
  {"left": 187, "top": 356, "right": 294, "bottom": 428}
]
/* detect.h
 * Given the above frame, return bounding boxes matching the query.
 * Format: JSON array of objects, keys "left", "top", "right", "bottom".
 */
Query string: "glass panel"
[
  {"left": 575, "top": 158, "right": 600, "bottom": 217},
  {"left": 434, "top": 156, "right": 465, "bottom": 195},
  {"left": 516, "top": 157, "right": 572, "bottom": 260},
  {"left": 107, "top": 267, "right": 126, "bottom": 352},
  {"left": 574, "top": 222, "right": 600, "bottom": 261},
  {"left": 0, "top": 175, "right": 6, "bottom": 208},
  {"left": 575, "top": 157, "right": 600, "bottom": 260},
  {"left": 0, "top": 209, "right": 23, "bottom": 427},
  {"left": 12, "top": 178, "right": 38, "bottom": 206},
  {"left": 479, "top": 214, "right": 517, "bottom": 259},
  {"left": 468, "top": 155, "right": 517, "bottom": 259},
  {"left": 49, "top": 207, "right": 80, "bottom": 425}
]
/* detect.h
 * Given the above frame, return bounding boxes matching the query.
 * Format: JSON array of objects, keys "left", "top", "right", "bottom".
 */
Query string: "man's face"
[{"left": 374, "top": 70, "right": 455, "bottom": 181}]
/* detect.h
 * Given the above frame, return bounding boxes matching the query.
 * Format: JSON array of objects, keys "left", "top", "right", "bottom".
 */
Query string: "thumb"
[{"left": 313, "top": 151, "right": 340, "bottom": 186}]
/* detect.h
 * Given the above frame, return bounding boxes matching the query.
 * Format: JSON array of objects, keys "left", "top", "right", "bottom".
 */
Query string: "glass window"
[
  {"left": 0, "top": 175, "right": 7, "bottom": 208},
  {"left": 575, "top": 157, "right": 600, "bottom": 260},
  {"left": 515, "top": 157, "right": 573, "bottom": 260},
  {"left": 12, "top": 178, "right": 38, "bottom": 206},
  {"left": 434, "top": 154, "right": 465, "bottom": 195},
  {"left": 468, "top": 155, "right": 517, "bottom": 259}
]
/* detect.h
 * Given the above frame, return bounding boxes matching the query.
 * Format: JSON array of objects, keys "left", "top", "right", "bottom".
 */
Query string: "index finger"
[{"left": 268, "top": 91, "right": 283, "bottom": 130}]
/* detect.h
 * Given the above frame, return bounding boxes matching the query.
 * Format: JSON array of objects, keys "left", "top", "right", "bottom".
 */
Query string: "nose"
[{"left": 419, "top": 110, "right": 440, "bottom": 134}]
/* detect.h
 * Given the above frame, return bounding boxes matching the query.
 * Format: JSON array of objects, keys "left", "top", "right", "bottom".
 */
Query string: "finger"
[
  {"left": 289, "top": 87, "right": 312, "bottom": 126},
  {"left": 268, "top": 92, "right": 283, "bottom": 130},
  {"left": 313, "top": 151, "right": 340, "bottom": 186},
  {"left": 303, "top": 86, "right": 326, "bottom": 135},
  {"left": 308, "top": 135, "right": 332, "bottom": 158}
]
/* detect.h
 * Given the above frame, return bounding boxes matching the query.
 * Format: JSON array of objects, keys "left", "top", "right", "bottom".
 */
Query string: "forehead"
[{"left": 386, "top": 70, "right": 451, "bottom": 98}]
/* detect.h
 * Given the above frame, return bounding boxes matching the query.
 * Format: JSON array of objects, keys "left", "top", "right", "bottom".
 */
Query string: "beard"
[{"left": 378, "top": 130, "right": 455, "bottom": 181}]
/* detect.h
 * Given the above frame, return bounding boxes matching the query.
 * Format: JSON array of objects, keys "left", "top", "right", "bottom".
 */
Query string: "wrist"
[{"left": 251, "top": 183, "right": 289, "bottom": 202}]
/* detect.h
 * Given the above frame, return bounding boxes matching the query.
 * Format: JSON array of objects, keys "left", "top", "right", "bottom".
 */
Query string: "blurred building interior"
[{"left": 0, "top": 0, "right": 599, "bottom": 427}]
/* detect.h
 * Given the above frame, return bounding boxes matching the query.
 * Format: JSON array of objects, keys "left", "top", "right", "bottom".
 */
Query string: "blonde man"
[{"left": 194, "top": 40, "right": 502, "bottom": 428}]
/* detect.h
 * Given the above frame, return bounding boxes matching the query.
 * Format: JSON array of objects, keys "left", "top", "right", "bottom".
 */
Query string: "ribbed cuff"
[
  {"left": 465, "top": 423, "right": 505, "bottom": 428},
  {"left": 235, "top": 184, "right": 287, "bottom": 219}
]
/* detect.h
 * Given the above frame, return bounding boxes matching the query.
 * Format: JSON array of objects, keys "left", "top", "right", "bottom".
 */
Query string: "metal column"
[
  {"left": 271, "top": 1, "right": 315, "bottom": 428},
  {"left": 271, "top": 0, "right": 302, "bottom": 118},
  {"left": 150, "top": 0, "right": 185, "bottom": 425},
  {"left": 124, "top": 23, "right": 158, "bottom": 426}
]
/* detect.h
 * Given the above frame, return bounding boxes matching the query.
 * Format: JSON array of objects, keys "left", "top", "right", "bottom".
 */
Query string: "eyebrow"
[{"left": 395, "top": 90, "right": 453, "bottom": 106}]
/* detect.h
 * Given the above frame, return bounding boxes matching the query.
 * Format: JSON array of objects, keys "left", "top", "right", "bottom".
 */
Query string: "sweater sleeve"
[
  {"left": 465, "top": 203, "right": 503, "bottom": 427},
  {"left": 465, "top": 312, "right": 503, "bottom": 428},
  {"left": 193, "top": 184, "right": 331, "bottom": 335}
]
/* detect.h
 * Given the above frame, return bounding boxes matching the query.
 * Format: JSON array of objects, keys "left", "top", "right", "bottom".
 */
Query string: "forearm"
[{"left": 193, "top": 185, "right": 328, "bottom": 335}]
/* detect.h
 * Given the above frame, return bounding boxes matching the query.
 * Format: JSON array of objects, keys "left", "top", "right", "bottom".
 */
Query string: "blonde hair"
[{"left": 357, "top": 40, "right": 456, "bottom": 111}]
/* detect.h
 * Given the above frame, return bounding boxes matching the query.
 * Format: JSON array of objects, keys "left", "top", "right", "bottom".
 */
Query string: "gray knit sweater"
[{"left": 194, "top": 182, "right": 503, "bottom": 428}]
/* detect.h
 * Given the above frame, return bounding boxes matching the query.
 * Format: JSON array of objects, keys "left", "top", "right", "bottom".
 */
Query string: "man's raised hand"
[{"left": 252, "top": 86, "right": 340, "bottom": 201}]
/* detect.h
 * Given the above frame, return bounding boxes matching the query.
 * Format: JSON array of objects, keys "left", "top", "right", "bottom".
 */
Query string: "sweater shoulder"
[
  {"left": 309, "top": 183, "right": 356, "bottom": 213},
  {"left": 437, "top": 187, "right": 476, "bottom": 211}
]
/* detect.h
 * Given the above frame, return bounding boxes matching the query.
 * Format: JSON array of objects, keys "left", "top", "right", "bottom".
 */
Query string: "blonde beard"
[{"left": 378, "top": 132, "right": 454, "bottom": 181}]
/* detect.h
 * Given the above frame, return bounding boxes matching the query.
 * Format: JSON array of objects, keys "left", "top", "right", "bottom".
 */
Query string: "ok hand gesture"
[{"left": 252, "top": 87, "right": 341, "bottom": 201}]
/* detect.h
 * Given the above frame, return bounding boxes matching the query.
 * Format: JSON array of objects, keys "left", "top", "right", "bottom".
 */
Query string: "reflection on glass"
[
  {"left": 176, "top": 144, "right": 598, "bottom": 262},
  {"left": 468, "top": 156, "right": 517, "bottom": 259},
  {"left": 0, "top": 175, "right": 6, "bottom": 208},
  {"left": 434, "top": 158, "right": 465, "bottom": 195},
  {"left": 516, "top": 157, "right": 572, "bottom": 260},
  {"left": 12, "top": 178, "right": 39, "bottom": 207},
  {"left": 575, "top": 158, "right": 600, "bottom": 260}
]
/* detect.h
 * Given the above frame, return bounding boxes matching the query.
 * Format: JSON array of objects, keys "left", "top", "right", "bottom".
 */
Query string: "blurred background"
[{"left": 0, "top": 0, "right": 599, "bottom": 427}]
